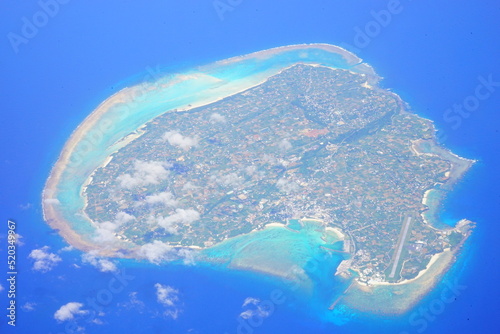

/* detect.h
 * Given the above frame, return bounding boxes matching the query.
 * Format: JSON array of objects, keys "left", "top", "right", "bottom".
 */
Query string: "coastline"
[
  {"left": 342, "top": 248, "right": 457, "bottom": 314},
  {"left": 208, "top": 43, "right": 365, "bottom": 69},
  {"left": 422, "top": 189, "right": 432, "bottom": 206},
  {"left": 364, "top": 250, "right": 449, "bottom": 287},
  {"left": 264, "top": 222, "right": 287, "bottom": 228},
  {"left": 38, "top": 42, "right": 479, "bottom": 318},
  {"left": 42, "top": 87, "right": 140, "bottom": 253},
  {"left": 411, "top": 137, "right": 476, "bottom": 229},
  {"left": 42, "top": 44, "right": 369, "bottom": 255},
  {"left": 411, "top": 139, "right": 476, "bottom": 186},
  {"left": 339, "top": 218, "right": 474, "bottom": 314},
  {"left": 326, "top": 227, "right": 346, "bottom": 240}
]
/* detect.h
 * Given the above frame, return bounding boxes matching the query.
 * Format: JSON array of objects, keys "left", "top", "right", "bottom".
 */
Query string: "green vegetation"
[{"left": 84, "top": 64, "right": 472, "bottom": 283}]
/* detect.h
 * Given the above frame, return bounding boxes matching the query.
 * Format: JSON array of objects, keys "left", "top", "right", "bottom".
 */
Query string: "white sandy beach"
[
  {"left": 343, "top": 249, "right": 457, "bottom": 314},
  {"left": 326, "top": 227, "right": 345, "bottom": 240}
]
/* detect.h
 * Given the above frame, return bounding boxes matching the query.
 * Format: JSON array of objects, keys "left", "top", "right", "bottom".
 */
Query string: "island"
[{"left": 43, "top": 44, "right": 475, "bottom": 315}]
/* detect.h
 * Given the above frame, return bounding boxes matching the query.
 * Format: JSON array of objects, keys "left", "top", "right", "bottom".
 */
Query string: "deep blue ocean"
[{"left": 1, "top": 1, "right": 499, "bottom": 333}]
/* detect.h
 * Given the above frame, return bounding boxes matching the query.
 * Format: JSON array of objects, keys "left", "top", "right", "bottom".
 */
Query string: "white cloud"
[
  {"left": 54, "top": 302, "right": 88, "bottom": 322},
  {"left": 155, "top": 284, "right": 179, "bottom": 307},
  {"left": 93, "top": 212, "right": 134, "bottom": 244},
  {"left": 29, "top": 246, "right": 62, "bottom": 272},
  {"left": 278, "top": 139, "right": 293, "bottom": 151},
  {"left": 12, "top": 233, "right": 24, "bottom": 246},
  {"left": 177, "top": 248, "right": 197, "bottom": 266},
  {"left": 245, "top": 165, "right": 257, "bottom": 176},
  {"left": 81, "top": 251, "right": 117, "bottom": 273},
  {"left": 261, "top": 154, "right": 277, "bottom": 165},
  {"left": 93, "top": 226, "right": 117, "bottom": 244},
  {"left": 144, "top": 192, "right": 178, "bottom": 207},
  {"left": 115, "top": 211, "right": 135, "bottom": 225},
  {"left": 182, "top": 181, "right": 199, "bottom": 192},
  {"left": 242, "top": 297, "right": 260, "bottom": 307},
  {"left": 137, "top": 241, "right": 198, "bottom": 265},
  {"left": 239, "top": 297, "right": 272, "bottom": 320},
  {"left": 276, "top": 178, "right": 300, "bottom": 194},
  {"left": 209, "top": 112, "right": 226, "bottom": 123},
  {"left": 129, "top": 292, "right": 144, "bottom": 305},
  {"left": 162, "top": 131, "right": 199, "bottom": 151},
  {"left": 19, "top": 203, "right": 32, "bottom": 210},
  {"left": 145, "top": 215, "right": 157, "bottom": 225},
  {"left": 97, "top": 259, "right": 117, "bottom": 272},
  {"left": 0, "top": 283, "right": 3, "bottom": 292},
  {"left": 146, "top": 215, "right": 178, "bottom": 234},
  {"left": 117, "top": 160, "right": 170, "bottom": 189},
  {"left": 163, "top": 309, "right": 180, "bottom": 319},
  {"left": 147, "top": 209, "right": 200, "bottom": 234},
  {"left": 60, "top": 245, "right": 74, "bottom": 252},
  {"left": 155, "top": 283, "right": 181, "bottom": 319},
  {"left": 21, "top": 302, "right": 36, "bottom": 312},
  {"left": 160, "top": 209, "right": 200, "bottom": 227},
  {"left": 211, "top": 172, "right": 242, "bottom": 187},
  {"left": 122, "top": 291, "right": 145, "bottom": 310},
  {"left": 44, "top": 198, "right": 60, "bottom": 205},
  {"left": 137, "top": 241, "right": 175, "bottom": 264}
]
